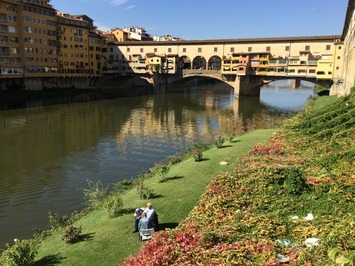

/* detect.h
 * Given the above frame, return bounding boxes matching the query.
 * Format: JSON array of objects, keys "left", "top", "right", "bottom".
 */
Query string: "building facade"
[
  {"left": 338, "top": 0, "right": 355, "bottom": 95},
  {"left": 0, "top": 0, "right": 57, "bottom": 81}
]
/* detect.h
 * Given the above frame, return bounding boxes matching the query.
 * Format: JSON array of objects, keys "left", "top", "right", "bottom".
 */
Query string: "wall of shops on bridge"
[{"left": 107, "top": 36, "right": 343, "bottom": 83}]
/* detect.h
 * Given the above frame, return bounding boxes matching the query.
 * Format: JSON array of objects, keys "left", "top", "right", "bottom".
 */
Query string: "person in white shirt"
[{"left": 132, "top": 202, "right": 155, "bottom": 232}]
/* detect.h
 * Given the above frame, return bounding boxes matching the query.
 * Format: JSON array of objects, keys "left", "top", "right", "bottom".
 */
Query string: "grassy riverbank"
[
  {"left": 31, "top": 129, "right": 276, "bottom": 265},
  {"left": 121, "top": 91, "right": 355, "bottom": 265}
]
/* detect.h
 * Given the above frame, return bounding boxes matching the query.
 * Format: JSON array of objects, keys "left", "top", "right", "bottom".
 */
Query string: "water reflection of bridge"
[{"left": 116, "top": 90, "right": 288, "bottom": 146}]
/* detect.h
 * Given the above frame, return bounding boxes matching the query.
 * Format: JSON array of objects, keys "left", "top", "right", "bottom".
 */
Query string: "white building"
[{"left": 122, "top": 26, "right": 152, "bottom": 41}]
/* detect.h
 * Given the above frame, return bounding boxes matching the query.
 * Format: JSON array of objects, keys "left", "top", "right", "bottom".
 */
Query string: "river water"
[{"left": 0, "top": 80, "right": 315, "bottom": 248}]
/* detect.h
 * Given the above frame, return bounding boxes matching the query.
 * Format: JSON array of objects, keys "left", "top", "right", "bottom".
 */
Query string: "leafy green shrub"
[
  {"left": 136, "top": 180, "right": 154, "bottom": 199},
  {"left": 62, "top": 225, "right": 82, "bottom": 244},
  {"left": 0, "top": 239, "right": 38, "bottom": 266},
  {"left": 167, "top": 154, "right": 184, "bottom": 165},
  {"left": 283, "top": 168, "right": 309, "bottom": 195},
  {"left": 156, "top": 165, "right": 169, "bottom": 183},
  {"left": 104, "top": 194, "right": 124, "bottom": 218},
  {"left": 328, "top": 247, "right": 355, "bottom": 265},
  {"left": 113, "top": 179, "right": 135, "bottom": 193},
  {"left": 82, "top": 180, "right": 108, "bottom": 208},
  {"left": 48, "top": 210, "right": 70, "bottom": 230},
  {"left": 227, "top": 134, "right": 234, "bottom": 143},
  {"left": 214, "top": 136, "right": 224, "bottom": 148}
]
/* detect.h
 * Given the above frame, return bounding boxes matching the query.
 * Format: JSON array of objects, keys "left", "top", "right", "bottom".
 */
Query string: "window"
[
  {"left": 168, "top": 48, "right": 172, "bottom": 53},
  {"left": 230, "top": 47, "right": 234, "bottom": 53},
  {"left": 337, "top": 56, "right": 341, "bottom": 59},
  {"left": 305, "top": 45, "right": 310, "bottom": 51},
  {"left": 309, "top": 69, "right": 316, "bottom": 73},
  {"left": 8, "top": 26, "right": 17, "bottom": 33},
  {"left": 214, "top": 47, "right": 218, "bottom": 52},
  {"left": 140, "top": 48, "right": 143, "bottom": 53},
  {"left": 8, "top": 15, "right": 16, "bottom": 21},
  {"left": 266, "top": 46, "right": 270, "bottom": 52},
  {"left": 285, "top": 46, "right": 290, "bottom": 51},
  {"left": 24, "top": 26, "right": 32, "bottom": 33},
  {"left": 10, "top": 47, "right": 19, "bottom": 54},
  {"left": 248, "top": 47, "right": 252, "bottom": 52},
  {"left": 182, "top": 48, "right": 186, "bottom": 53},
  {"left": 127, "top": 48, "right": 130, "bottom": 52},
  {"left": 24, "top": 37, "right": 33, "bottom": 43},
  {"left": 326, "top": 45, "right": 331, "bottom": 50},
  {"left": 23, "top": 16, "right": 31, "bottom": 22},
  {"left": 154, "top": 48, "right": 157, "bottom": 52},
  {"left": 198, "top": 47, "right": 202, "bottom": 53}
]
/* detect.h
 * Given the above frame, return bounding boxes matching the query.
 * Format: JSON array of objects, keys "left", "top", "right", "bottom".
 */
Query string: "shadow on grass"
[
  {"left": 158, "top": 223, "right": 179, "bottom": 231},
  {"left": 158, "top": 175, "right": 184, "bottom": 183},
  {"left": 120, "top": 207, "right": 137, "bottom": 215},
  {"left": 34, "top": 253, "right": 66, "bottom": 266},
  {"left": 79, "top": 232, "right": 95, "bottom": 242},
  {"left": 218, "top": 145, "right": 232, "bottom": 149},
  {"left": 149, "top": 193, "right": 164, "bottom": 199},
  {"left": 196, "top": 158, "right": 210, "bottom": 162}
]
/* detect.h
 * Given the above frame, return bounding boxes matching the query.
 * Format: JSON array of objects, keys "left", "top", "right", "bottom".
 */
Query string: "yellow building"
[
  {"left": 88, "top": 31, "right": 107, "bottom": 76},
  {"left": 57, "top": 12, "right": 91, "bottom": 77},
  {"left": 267, "top": 57, "right": 287, "bottom": 77},
  {"left": 316, "top": 54, "right": 334, "bottom": 79},
  {"left": 147, "top": 54, "right": 165, "bottom": 74},
  {"left": 0, "top": 0, "right": 57, "bottom": 80},
  {"left": 111, "top": 28, "right": 128, "bottom": 42},
  {"left": 333, "top": 41, "right": 343, "bottom": 80},
  {"left": 258, "top": 53, "right": 270, "bottom": 76}
]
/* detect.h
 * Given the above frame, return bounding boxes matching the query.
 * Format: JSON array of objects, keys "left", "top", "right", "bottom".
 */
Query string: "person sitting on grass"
[{"left": 132, "top": 202, "right": 155, "bottom": 233}]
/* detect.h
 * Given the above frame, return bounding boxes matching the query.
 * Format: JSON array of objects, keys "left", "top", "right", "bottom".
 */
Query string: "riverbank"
[
  {"left": 122, "top": 91, "right": 355, "bottom": 265},
  {"left": 26, "top": 129, "right": 276, "bottom": 265}
]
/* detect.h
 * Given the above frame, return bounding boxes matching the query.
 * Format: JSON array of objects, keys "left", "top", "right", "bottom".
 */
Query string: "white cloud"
[
  {"left": 106, "top": 0, "right": 128, "bottom": 6},
  {"left": 125, "top": 5, "right": 136, "bottom": 10}
]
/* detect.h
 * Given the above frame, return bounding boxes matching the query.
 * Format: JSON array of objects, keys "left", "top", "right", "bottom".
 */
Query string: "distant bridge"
[
  {"left": 112, "top": 35, "right": 341, "bottom": 96},
  {"left": 151, "top": 69, "right": 333, "bottom": 96}
]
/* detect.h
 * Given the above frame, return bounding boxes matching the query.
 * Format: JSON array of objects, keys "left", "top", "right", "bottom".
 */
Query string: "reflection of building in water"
[{"left": 116, "top": 93, "right": 238, "bottom": 146}]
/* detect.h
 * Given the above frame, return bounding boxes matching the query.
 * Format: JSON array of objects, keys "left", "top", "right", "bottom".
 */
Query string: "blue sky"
[{"left": 50, "top": 0, "right": 349, "bottom": 40}]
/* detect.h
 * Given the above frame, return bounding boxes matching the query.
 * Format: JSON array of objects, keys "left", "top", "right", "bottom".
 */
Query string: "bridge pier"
[
  {"left": 289, "top": 79, "right": 301, "bottom": 88},
  {"left": 234, "top": 75, "right": 263, "bottom": 97}
]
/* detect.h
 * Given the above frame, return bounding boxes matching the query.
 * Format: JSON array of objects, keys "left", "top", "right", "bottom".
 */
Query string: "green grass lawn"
[{"left": 34, "top": 129, "right": 276, "bottom": 266}]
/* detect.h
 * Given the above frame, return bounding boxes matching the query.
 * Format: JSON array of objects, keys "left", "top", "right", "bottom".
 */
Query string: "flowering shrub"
[
  {"left": 62, "top": 225, "right": 82, "bottom": 244},
  {"left": 192, "top": 149, "right": 202, "bottom": 162}
]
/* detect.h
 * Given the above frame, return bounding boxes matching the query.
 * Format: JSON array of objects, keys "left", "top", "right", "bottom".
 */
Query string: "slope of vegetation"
[{"left": 122, "top": 90, "right": 355, "bottom": 265}]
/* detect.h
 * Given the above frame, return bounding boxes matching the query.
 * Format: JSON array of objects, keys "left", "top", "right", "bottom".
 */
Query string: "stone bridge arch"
[
  {"left": 192, "top": 56, "right": 207, "bottom": 70},
  {"left": 179, "top": 55, "right": 192, "bottom": 69},
  {"left": 208, "top": 56, "right": 222, "bottom": 70}
]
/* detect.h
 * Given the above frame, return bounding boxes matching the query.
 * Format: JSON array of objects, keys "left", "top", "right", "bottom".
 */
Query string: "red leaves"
[{"left": 249, "top": 142, "right": 284, "bottom": 156}]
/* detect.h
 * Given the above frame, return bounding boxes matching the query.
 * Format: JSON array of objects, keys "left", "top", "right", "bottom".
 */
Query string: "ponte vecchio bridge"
[{"left": 108, "top": 35, "right": 343, "bottom": 96}]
